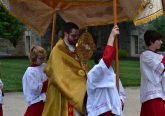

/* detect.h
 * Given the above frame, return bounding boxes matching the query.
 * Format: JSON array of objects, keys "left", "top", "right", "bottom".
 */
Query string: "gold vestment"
[{"left": 42, "top": 39, "right": 86, "bottom": 116}]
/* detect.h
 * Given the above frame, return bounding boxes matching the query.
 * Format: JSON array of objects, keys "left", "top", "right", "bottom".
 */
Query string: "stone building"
[
  {"left": 0, "top": 28, "right": 41, "bottom": 56},
  {"left": 87, "top": 22, "right": 147, "bottom": 57},
  {"left": 0, "top": 22, "right": 147, "bottom": 57}
]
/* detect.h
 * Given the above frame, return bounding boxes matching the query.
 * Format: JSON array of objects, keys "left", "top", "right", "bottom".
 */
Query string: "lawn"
[
  {"left": 0, "top": 59, "right": 29, "bottom": 92},
  {"left": 119, "top": 60, "right": 140, "bottom": 87},
  {"left": 0, "top": 59, "right": 140, "bottom": 92}
]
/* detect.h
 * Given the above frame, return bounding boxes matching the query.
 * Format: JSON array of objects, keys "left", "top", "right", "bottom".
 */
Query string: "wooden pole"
[
  {"left": 113, "top": 0, "right": 119, "bottom": 92},
  {"left": 162, "top": 0, "right": 165, "bottom": 12},
  {"left": 51, "top": 14, "right": 56, "bottom": 49}
]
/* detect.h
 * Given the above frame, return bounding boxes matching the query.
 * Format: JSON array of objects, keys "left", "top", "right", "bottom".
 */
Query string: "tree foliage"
[
  {"left": 148, "top": 15, "right": 165, "bottom": 51},
  {"left": 0, "top": 6, "right": 24, "bottom": 47},
  {"left": 56, "top": 14, "right": 65, "bottom": 34}
]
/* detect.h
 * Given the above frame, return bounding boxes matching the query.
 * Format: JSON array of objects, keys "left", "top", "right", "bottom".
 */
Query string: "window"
[
  {"left": 131, "top": 34, "right": 139, "bottom": 56},
  {"left": 134, "top": 35, "right": 139, "bottom": 54},
  {"left": 24, "top": 31, "right": 32, "bottom": 55}
]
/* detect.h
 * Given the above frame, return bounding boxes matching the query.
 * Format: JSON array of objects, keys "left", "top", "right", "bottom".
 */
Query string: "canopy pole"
[
  {"left": 51, "top": 14, "right": 56, "bottom": 49},
  {"left": 162, "top": 0, "right": 165, "bottom": 12},
  {"left": 113, "top": 0, "right": 119, "bottom": 92}
]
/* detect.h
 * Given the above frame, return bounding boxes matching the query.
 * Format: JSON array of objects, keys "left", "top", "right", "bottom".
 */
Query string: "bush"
[{"left": 118, "top": 49, "right": 128, "bottom": 58}]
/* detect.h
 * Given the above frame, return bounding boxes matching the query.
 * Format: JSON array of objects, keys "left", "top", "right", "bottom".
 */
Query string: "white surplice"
[
  {"left": 140, "top": 50, "right": 165, "bottom": 103},
  {"left": 87, "top": 59, "right": 126, "bottom": 116},
  {"left": 22, "top": 63, "right": 47, "bottom": 106},
  {"left": 0, "top": 79, "right": 3, "bottom": 104}
]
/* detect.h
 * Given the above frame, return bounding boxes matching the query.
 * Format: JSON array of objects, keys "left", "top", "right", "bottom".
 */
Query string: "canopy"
[
  {"left": 0, "top": 0, "right": 164, "bottom": 36},
  {"left": 1, "top": 0, "right": 165, "bottom": 91}
]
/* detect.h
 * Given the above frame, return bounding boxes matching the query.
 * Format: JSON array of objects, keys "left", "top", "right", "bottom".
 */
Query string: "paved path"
[
  {"left": 123, "top": 87, "right": 140, "bottom": 116},
  {"left": 3, "top": 87, "right": 140, "bottom": 116},
  {"left": 3, "top": 92, "right": 26, "bottom": 116}
]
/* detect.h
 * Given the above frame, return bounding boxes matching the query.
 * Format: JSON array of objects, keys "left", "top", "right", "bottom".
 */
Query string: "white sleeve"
[
  {"left": 87, "top": 59, "right": 115, "bottom": 89},
  {"left": 119, "top": 80, "right": 126, "bottom": 104},
  {"left": 24, "top": 71, "right": 43, "bottom": 96},
  {"left": 0, "top": 79, "right": 3, "bottom": 104},
  {"left": 140, "top": 53, "right": 164, "bottom": 84},
  {"left": 0, "top": 79, "right": 3, "bottom": 89}
]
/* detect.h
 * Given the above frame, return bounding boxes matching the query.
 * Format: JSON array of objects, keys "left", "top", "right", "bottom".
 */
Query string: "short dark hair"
[
  {"left": 93, "top": 48, "right": 103, "bottom": 64},
  {"left": 63, "top": 22, "right": 79, "bottom": 34},
  {"left": 144, "top": 30, "right": 163, "bottom": 46}
]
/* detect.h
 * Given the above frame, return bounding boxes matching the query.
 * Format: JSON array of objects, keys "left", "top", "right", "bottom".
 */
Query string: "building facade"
[
  {"left": 88, "top": 22, "right": 147, "bottom": 57},
  {"left": 0, "top": 28, "right": 41, "bottom": 56},
  {"left": 0, "top": 22, "right": 147, "bottom": 57}
]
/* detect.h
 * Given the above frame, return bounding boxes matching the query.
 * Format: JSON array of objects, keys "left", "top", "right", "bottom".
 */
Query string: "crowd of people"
[{"left": 1, "top": 22, "right": 165, "bottom": 116}]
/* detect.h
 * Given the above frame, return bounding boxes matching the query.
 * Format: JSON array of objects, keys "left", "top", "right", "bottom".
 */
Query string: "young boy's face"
[
  {"left": 36, "top": 53, "right": 45, "bottom": 65},
  {"left": 150, "top": 39, "right": 163, "bottom": 50}
]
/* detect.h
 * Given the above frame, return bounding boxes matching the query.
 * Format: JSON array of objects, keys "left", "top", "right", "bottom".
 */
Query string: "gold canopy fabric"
[{"left": 0, "top": 0, "right": 164, "bottom": 36}]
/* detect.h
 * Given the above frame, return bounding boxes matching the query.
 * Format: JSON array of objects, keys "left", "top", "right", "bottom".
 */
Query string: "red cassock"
[
  {"left": 140, "top": 98, "right": 165, "bottom": 116},
  {"left": 24, "top": 101, "right": 44, "bottom": 116},
  {"left": 0, "top": 104, "right": 3, "bottom": 116},
  {"left": 99, "top": 111, "right": 114, "bottom": 116}
]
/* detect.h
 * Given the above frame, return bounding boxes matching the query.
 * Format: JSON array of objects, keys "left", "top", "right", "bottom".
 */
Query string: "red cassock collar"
[
  {"left": 147, "top": 49, "right": 159, "bottom": 54},
  {"left": 31, "top": 63, "right": 41, "bottom": 67}
]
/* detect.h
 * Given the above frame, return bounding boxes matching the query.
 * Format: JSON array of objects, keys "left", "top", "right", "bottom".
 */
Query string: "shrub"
[{"left": 118, "top": 49, "right": 128, "bottom": 58}]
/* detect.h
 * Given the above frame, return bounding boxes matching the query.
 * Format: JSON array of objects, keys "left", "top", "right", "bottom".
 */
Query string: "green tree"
[
  {"left": 0, "top": 6, "right": 24, "bottom": 47},
  {"left": 56, "top": 14, "right": 65, "bottom": 34},
  {"left": 149, "top": 15, "right": 165, "bottom": 51}
]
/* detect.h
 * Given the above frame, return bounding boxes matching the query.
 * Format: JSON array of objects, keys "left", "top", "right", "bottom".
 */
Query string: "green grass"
[
  {"left": 0, "top": 59, "right": 29, "bottom": 92},
  {"left": 119, "top": 60, "right": 140, "bottom": 87},
  {"left": 0, "top": 59, "right": 140, "bottom": 92}
]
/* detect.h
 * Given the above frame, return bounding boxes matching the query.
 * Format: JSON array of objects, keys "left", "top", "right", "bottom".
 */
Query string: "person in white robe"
[
  {"left": 22, "top": 45, "right": 48, "bottom": 116},
  {"left": 140, "top": 30, "right": 165, "bottom": 116},
  {"left": 87, "top": 25, "right": 126, "bottom": 116}
]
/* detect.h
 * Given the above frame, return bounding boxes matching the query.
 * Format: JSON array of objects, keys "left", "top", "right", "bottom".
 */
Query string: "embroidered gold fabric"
[
  {"left": 76, "top": 31, "right": 95, "bottom": 72},
  {"left": 42, "top": 39, "right": 87, "bottom": 116}
]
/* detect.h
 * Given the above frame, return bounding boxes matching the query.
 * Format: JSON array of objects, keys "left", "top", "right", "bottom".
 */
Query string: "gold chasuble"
[{"left": 42, "top": 39, "right": 87, "bottom": 116}]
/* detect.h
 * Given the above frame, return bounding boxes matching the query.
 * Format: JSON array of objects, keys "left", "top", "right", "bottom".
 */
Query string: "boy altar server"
[
  {"left": 22, "top": 46, "right": 48, "bottom": 116},
  {"left": 87, "top": 25, "right": 126, "bottom": 116},
  {"left": 140, "top": 30, "right": 165, "bottom": 116}
]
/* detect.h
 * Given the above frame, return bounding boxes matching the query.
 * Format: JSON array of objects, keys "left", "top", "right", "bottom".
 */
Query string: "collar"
[
  {"left": 63, "top": 37, "right": 75, "bottom": 52},
  {"left": 31, "top": 63, "right": 41, "bottom": 67},
  {"left": 147, "top": 49, "right": 159, "bottom": 54}
]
